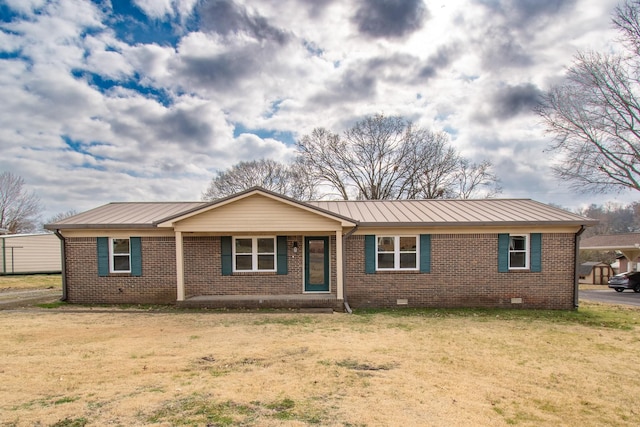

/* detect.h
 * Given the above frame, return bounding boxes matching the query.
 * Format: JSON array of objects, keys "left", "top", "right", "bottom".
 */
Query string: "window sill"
[
  {"left": 232, "top": 271, "right": 278, "bottom": 276},
  {"left": 375, "top": 269, "right": 420, "bottom": 274}
]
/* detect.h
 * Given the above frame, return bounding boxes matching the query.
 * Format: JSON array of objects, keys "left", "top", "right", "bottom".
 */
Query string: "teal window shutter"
[
  {"left": 221, "top": 236, "right": 232, "bottom": 276},
  {"left": 130, "top": 237, "right": 142, "bottom": 276},
  {"left": 365, "top": 235, "right": 376, "bottom": 274},
  {"left": 498, "top": 233, "right": 509, "bottom": 273},
  {"left": 97, "top": 237, "right": 109, "bottom": 277},
  {"left": 420, "top": 234, "right": 431, "bottom": 273},
  {"left": 530, "top": 233, "right": 542, "bottom": 272},
  {"left": 277, "top": 236, "right": 288, "bottom": 275}
]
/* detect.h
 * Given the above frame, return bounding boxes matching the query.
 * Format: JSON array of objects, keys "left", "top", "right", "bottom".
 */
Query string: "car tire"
[
  {"left": 615, "top": 288, "right": 624, "bottom": 292},
  {"left": 634, "top": 286, "right": 640, "bottom": 293}
]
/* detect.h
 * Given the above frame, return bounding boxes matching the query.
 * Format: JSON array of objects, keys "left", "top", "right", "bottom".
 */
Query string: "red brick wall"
[
  {"left": 65, "top": 237, "right": 177, "bottom": 304},
  {"left": 182, "top": 235, "right": 333, "bottom": 297},
  {"left": 64, "top": 235, "right": 338, "bottom": 303},
  {"left": 345, "top": 233, "right": 577, "bottom": 309},
  {"left": 64, "top": 233, "right": 576, "bottom": 309}
]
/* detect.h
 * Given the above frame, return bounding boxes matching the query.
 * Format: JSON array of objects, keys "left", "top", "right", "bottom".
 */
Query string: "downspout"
[
  {"left": 53, "top": 230, "right": 68, "bottom": 301},
  {"left": 2, "top": 236, "right": 5, "bottom": 274},
  {"left": 573, "top": 225, "right": 586, "bottom": 309},
  {"left": 342, "top": 224, "right": 359, "bottom": 314}
]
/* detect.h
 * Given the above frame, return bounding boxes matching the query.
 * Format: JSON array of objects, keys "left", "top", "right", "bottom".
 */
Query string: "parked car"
[{"left": 608, "top": 271, "right": 640, "bottom": 292}]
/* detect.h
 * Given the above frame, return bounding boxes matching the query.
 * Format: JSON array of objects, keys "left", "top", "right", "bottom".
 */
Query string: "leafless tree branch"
[
  {"left": 0, "top": 172, "right": 42, "bottom": 233},
  {"left": 537, "top": 0, "right": 640, "bottom": 193}
]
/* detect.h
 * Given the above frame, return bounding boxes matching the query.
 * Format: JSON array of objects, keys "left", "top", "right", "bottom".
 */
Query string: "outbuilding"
[
  {"left": 1, "top": 233, "right": 62, "bottom": 275},
  {"left": 45, "top": 187, "right": 596, "bottom": 310}
]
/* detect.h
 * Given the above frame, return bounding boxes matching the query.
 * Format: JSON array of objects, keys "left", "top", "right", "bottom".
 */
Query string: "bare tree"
[
  {"left": 0, "top": 172, "right": 42, "bottom": 233},
  {"left": 202, "top": 159, "right": 318, "bottom": 201},
  {"left": 454, "top": 159, "right": 502, "bottom": 199},
  {"left": 44, "top": 209, "right": 78, "bottom": 227},
  {"left": 297, "top": 113, "right": 499, "bottom": 200},
  {"left": 406, "top": 132, "right": 460, "bottom": 199},
  {"left": 536, "top": 0, "right": 640, "bottom": 193}
]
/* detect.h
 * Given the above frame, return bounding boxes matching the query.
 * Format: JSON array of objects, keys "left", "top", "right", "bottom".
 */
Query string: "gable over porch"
[{"left": 155, "top": 188, "right": 357, "bottom": 303}]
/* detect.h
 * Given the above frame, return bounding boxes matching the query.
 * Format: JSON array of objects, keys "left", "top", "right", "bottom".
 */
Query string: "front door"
[{"left": 305, "top": 236, "right": 329, "bottom": 292}]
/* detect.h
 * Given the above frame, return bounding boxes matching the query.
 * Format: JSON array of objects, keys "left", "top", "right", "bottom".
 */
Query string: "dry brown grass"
[
  {"left": 0, "top": 274, "right": 61, "bottom": 290},
  {"left": 1, "top": 304, "right": 640, "bottom": 426}
]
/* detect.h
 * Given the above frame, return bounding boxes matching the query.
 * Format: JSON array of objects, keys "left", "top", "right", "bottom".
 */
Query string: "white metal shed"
[{"left": 1, "top": 233, "right": 61, "bottom": 275}]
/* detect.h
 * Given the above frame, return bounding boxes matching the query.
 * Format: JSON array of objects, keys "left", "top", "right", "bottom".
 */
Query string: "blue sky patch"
[
  {"left": 263, "top": 99, "right": 283, "bottom": 119},
  {"left": 62, "top": 135, "right": 108, "bottom": 162},
  {"left": 106, "top": 1, "right": 182, "bottom": 47},
  {"left": 233, "top": 123, "right": 297, "bottom": 146},
  {"left": 71, "top": 69, "right": 173, "bottom": 107},
  {"left": 0, "top": 3, "right": 21, "bottom": 23}
]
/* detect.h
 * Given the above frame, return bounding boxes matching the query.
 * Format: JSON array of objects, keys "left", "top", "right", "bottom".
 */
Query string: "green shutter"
[
  {"left": 221, "top": 236, "right": 232, "bottom": 276},
  {"left": 97, "top": 237, "right": 109, "bottom": 277},
  {"left": 530, "top": 233, "right": 542, "bottom": 272},
  {"left": 420, "top": 234, "right": 431, "bottom": 273},
  {"left": 277, "top": 236, "right": 288, "bottom": 275},
  {"left": 498, "top": 233, "right": 509, "bottom": 273},
  {"left": 365, "top": 235, "right": 376, "bottom": 274},
  {"left": 130, "top": 237, "right": 142, "bottom": 276}
]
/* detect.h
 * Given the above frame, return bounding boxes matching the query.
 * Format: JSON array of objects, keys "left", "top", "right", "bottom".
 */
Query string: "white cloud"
[
  {"left": 133, "top": 0, "right": 175, "bottom": 19},
  {"left": 0, "top": 0, "right": 636, "bottom": 221}
]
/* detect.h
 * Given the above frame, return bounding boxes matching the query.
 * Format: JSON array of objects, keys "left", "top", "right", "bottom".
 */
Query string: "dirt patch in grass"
[{"left": 1, "top": 304, "right": 639, "bottom": 426}]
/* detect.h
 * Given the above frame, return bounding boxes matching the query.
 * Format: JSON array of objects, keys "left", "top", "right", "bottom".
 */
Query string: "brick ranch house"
[{"left": 45, "top": 187, "right": 597, "bottom": 311}]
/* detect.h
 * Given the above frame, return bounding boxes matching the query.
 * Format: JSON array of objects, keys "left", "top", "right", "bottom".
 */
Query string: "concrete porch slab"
[{"left": 177, "top": 294, "right": 343, "bottom": 311}]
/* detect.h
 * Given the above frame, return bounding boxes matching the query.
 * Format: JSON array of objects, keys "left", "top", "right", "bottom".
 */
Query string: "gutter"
[
  {"left": 53, "top": 230, "right": 68, "bottom": 301},
  {"left": 342, "top": 224, "right": 359, "bottom": 314},
  {"left": 573, "top": 225, "right": 587, "bottom": 309}
]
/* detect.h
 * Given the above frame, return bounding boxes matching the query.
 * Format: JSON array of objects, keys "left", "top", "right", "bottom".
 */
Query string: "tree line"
[
  {"left": 203, "top": 114, "right": 501, "bottom": 201},
  {"left": 578, "top": 202, "right": 640, "bottom": 264}
]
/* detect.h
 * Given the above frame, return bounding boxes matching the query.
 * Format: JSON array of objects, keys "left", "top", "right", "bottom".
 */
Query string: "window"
[
  {"left": 509, "top": 234, "right": 529, "bottom": 269},
  {"left": 376, "top": 236, "right": 418, "bottom": 270},
  {"left": 233, "top": 237, "right": 276, "bottom": 272},
  {"left": 110, "top": 238, "right": 131, "bottom": 273}
]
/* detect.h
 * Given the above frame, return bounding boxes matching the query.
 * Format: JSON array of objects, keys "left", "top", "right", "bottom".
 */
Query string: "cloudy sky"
[{"left": 0, "top": 0, "right": 634, "bottom": 221}]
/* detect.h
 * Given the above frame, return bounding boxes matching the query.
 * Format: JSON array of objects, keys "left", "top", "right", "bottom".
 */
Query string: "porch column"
[
  {"left": 620, "top": 248, "right": 640, "bottom": 272},
  {"left": 336, "top": 228, "right": 343, "bottom": 300},
  {"left": 175, "top": 231, "right": 185, "bottom": 301}
]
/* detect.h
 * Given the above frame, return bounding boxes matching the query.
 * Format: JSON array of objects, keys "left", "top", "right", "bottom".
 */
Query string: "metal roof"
[
  {"left": 308, "top": 199, "right": 595, "bottom": 226},
  {"left": 580, "top": 233, "right": 640, "bottom": 250},
  {"left": 45, "top": 202, "right": 205, "bottom": 229},
  {"left": 45, "top": 193, "right": 596, "bottom": 230}
]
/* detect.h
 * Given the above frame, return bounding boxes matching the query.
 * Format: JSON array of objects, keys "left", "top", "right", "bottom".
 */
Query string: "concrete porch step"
[{"left": 178, "top": 294, "right": 343, "bottom": 311}]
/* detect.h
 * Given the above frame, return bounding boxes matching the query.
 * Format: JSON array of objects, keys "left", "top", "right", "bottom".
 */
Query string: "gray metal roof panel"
[
  {"left": 308, "top": 199, "right": 595, "bottom": 226},
  {"left": 45, "top": 202, "right": 206, "bottom": 229},
  {"left": 45, "top": 196, "right": 596, "bottom": 230}
]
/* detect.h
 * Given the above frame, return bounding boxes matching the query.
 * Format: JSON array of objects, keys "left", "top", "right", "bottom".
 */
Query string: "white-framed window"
[
  {"left": 509, "top": 234, "right": 529, "bottom": 269},
  {"left": 233, "top": 237, "right": 276, "bottom": 272},
  {"left": 376, "top": 235, "right": 418, "bottom": 270},
  {"left": 110, "top": 238, "right": 131, "bottom": 273}
]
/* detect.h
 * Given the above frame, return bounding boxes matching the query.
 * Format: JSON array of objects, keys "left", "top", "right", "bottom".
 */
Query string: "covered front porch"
[{"left": 154, "top": 189, "right": 358, "bottom": 307}]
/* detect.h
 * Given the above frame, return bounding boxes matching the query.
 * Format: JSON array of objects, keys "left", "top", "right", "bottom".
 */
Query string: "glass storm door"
[{"left": 304, "top": 237, "right": 329, "bottom": 292}]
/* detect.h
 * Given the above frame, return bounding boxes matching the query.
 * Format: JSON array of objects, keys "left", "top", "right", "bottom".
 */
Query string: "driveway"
[
  {"left": 580, "top": 289, "right": 640, "bottom": 307},
  {"left": 0, "top": 288, "right": 62, "bottom": 309}
]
